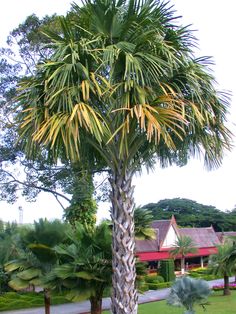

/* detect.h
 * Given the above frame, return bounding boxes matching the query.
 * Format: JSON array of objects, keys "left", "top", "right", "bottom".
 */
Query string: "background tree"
[
  {"left": 170, "top": 235, "right": 198, "bottom": 275},
  {"left": 0, "top": 13, "right": 109, "bottom": 224},
  {"left": 15, "top": 0, "right": 232, "bottom": 312},
  {"left": 143, "top": 198, "right": 236, "bottom": 231}
]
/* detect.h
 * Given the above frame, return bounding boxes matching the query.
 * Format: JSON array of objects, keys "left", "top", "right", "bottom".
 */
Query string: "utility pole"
[{"left": 18, "top": 206, "right": 23, "bottom": 224}]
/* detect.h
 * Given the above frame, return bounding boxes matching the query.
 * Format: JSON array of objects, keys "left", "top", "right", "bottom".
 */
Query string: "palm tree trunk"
[
  {"left": 181, "top": 257, "right": 185, "bottom": 275},
  {"left": 223, "top": 275, "right": 231, "bottom": 296},
  {"left": 109, "top": 167, "right": 138, "bottom": 314},
  {"left": 90, "top": 296, "right": 102, "bottom": 314},
  {"left": 44, "top": 288, "right": 51, "bottom": 314}
]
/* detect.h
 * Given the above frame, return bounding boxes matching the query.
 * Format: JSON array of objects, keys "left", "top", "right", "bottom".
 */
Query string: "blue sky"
[{"left": 0, "top": 0, "right": 235, "bottom": 223}]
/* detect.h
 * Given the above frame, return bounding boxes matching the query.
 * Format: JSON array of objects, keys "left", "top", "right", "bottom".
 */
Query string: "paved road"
[{"left": 1, "top": 277, "right": 234, "bottom": 314}]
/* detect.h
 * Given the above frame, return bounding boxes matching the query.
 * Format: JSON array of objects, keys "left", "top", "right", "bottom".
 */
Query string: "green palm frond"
[
  {"left": 170, "top": 235, "right": 198, "bottom": 258},
  {"left": 17, "top": 268, "right": 42, "bottom": 281},
  {"left": 8, "top": 277, "right": 29, "bottom": 291}
]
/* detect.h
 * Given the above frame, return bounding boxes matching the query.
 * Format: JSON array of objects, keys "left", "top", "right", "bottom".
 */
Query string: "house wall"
[{"left": 162, "top": 225, "right": 178, "bottom": 248}]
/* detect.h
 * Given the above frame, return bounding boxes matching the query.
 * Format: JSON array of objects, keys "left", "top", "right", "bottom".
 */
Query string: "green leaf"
[
  {"left": 8, "top": 278, "right": 29, "bottom": 290},
  {"left": 17, "top": 268, "right": 41, "bottom": 280}
]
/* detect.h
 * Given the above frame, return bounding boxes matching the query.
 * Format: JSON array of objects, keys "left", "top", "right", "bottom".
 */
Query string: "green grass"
[{"left": 103, "top": 291, "right": 236, "bottom": 314}]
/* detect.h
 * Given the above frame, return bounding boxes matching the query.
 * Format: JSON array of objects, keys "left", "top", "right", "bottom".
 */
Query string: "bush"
[
  {"left": 137, "top": 280, "right": 149, "bottom": 293},
  {"left": 148, "top": 280, "right": 160, "bottom": 290},
  {"left": 212, "top": 284, "right": 236, "bottom": 291},
  {"left": 4, "top": 300, "right": 31, "bottom": 310},
  {"left": 145, "top": 275, "right": 157, "bottom": 283},
  {"left": 156, "top": 275, "right": 164, "bottom": 283},
  {"left": 51, "top": 296, "right": 69, "bottom": 305},
  {"left": 156, "top": 282, "right": 172, "bottom": 289},
  {"left": 159, "top": 260, "right": 175, "bottom": 282}
]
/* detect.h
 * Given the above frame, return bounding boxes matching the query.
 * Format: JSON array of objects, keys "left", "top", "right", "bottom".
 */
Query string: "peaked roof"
[
  {"left": 136, "top": 215, "right": 178, "bottom": 253},
  {"left": 179, "top": 227, "right": 220, "bottom": 248}
]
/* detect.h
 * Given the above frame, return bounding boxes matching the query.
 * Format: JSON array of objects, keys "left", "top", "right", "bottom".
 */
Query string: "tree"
[
  {"left": 143, "top": 198, "right": 234, "bottom": 231},
  {"left": 208, "top": 244, "right": 236, "bottom": 296},
  {"left": 134, "top": 207, "right": 155, "bottom": 240},
  {"left": 15, "top": 0, "right": 231, "bottom": 312},
  {"left": 167, "top": 276, "right": 211, "bottom": 314},
  {"left": 48, "top": 222, "right": 112, "bottom": 314},
  {"left": 170, "top": 235, "right": 197, "bottom": 275},
  {"left": 5, "top": 219, "right": 68, "bottom": 314},
  {"left": 0, "top": 14, "right": 109, "bottom": 225}
]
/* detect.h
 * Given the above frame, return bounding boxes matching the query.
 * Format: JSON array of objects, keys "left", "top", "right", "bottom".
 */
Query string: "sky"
[{"left": 0, "top": 0, "right": 235, "bottom": 223}]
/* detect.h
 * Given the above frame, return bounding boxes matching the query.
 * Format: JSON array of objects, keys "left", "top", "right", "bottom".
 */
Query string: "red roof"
[
  {"left": 137, "top": 247, "right": 218, "bottom": 262},
  {"left": 179, "top": 227, "right": 220, "bottom": 248}
]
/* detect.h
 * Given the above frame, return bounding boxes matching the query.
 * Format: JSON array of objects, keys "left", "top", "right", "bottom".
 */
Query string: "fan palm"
[
  {"left": 46, "top": 222, "right": 112, "bottom": 314},
  {"left": 134, "top": 207, "right": 155, "bottom": 240},
  {"left": 5, "top": 219, "right": 67, "bottom": 314},
  {"left": 170, "top": 235, "right": 197, "bottom": 275},
  {"left": 208, "top": 244, "right": 236, "bottom": 296},
  {"left": 16, "top": 0, "right": 232, "bottom": 312}
]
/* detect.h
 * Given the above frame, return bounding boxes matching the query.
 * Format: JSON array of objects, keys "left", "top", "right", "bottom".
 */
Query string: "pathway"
[{"left": 1, "top": 277, "right": 234, "bottom": 314}]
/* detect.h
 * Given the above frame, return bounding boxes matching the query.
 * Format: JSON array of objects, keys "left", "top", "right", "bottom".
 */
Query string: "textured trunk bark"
[
  {"left": 110, "top": 167, "right": 138, "bottom": 314},
  {"left": 44, "top": 288, "right": 51, "bottom": 314},
  {"left": 223, "top": 275, "right": 231, "bottom": 296},
  {"left": 90, "top": 296, "right": 102, "bottom": 314}
]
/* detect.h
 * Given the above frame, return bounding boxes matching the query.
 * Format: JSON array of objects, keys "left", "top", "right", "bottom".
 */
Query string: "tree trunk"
[
  {"left": 90, "top": 296, "right": 102, "bottom": 314},
  {"left": 223, "top": 275, "right": 231, "bottom": 296},
  {"left": 44, "top": 288, "right": 51, "bottom": 314},
  {"left": 109, "top": 167, "right": 138, "bottom": 314},
  {"left": 181, "top": 257, "right": 185, "bottom": 275}
]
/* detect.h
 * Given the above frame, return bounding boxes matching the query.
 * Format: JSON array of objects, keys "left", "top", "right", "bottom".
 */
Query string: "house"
[{"left": 136, "top": 216, "right": 220, "bottom": 269}]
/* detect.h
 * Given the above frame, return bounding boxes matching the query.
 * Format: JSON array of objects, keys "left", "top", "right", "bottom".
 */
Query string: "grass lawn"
[{"left": 103, "top": 291, "right": 236, "bottom": 314}]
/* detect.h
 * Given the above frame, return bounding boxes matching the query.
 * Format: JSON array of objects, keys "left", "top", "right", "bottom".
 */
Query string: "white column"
[{"left": 200, "top": 256, "right": 204, "bottom": 268}]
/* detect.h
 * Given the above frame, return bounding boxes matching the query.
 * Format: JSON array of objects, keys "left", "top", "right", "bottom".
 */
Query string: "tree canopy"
[{"left": 143, "top": 198, "right": 236, "bottom": 231}]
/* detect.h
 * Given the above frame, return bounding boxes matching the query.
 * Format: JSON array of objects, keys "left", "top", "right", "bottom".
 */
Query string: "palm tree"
[
  {"left": 16, "top": 0, "right": 232, "bottom": 312},
  {"left": 208, "top": 244, "right": 236, "bottom": 296},
  {"left": 134, "top": 207, "right": 155, "bottom": 240},
  {"left": 47, "top": 222, "right": 112, "bottom": 314},
  {"left": 5, "top": 219, "right": 67, "bottom": 314},
  {"left": 170, "top": 235, "right": 197, "bottom": 275}
]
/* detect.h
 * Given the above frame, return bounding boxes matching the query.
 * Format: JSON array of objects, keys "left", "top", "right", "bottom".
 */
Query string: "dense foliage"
[{"left": 143, "top": 198, "right": 236, "bottom": 231}]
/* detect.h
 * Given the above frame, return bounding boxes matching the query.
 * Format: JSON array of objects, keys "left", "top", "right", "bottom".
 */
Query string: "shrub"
[
  {"left": 212, "top": 284, "right": 236, "bottom": 291},
  {"left": 137, "top": 280, "right": 149, "bottom": 292},
  {"left": 145, "top": 275, "right": 157, "bottom": 283},
  {"left": 148, "top": 280, "right": 160, "bottom": 290},
  {"left": 51, "top": 296, "right": 69, "bottom": 305},
  {"left": 156, "top": 282, "right": 172, "bottom": 289},
  {"left": 156, "top": 275, "right": 164, "bottom": 283},
  {"left": 159, "top": 260, "right": 175, "bottom": 282},
  {"left": 5, "top": 300, "right": 31, "bottom": 310}
]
